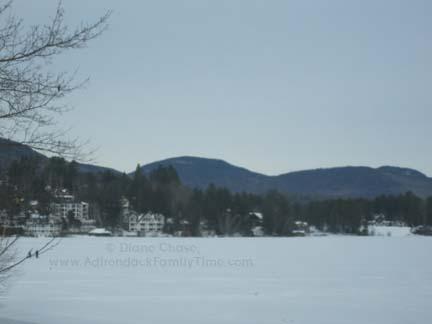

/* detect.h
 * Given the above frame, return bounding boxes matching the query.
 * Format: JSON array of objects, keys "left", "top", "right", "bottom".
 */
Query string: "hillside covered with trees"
[{"left": 1, "top": 156, "right": 432, "bottom": 236}]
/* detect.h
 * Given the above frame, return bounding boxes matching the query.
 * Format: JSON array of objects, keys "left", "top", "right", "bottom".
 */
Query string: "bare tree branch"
[
  {"left": 0, "top": 234, "right": 61, "bottom": 275},
  {"left": 0, "top": 0, "right": 111, "bottom": 161}
]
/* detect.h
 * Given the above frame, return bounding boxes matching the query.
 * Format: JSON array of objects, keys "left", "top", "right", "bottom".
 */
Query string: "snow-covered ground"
[
  {"left": 1, "top": 236, "right": 431, "bottom": 324},
  {"left": 368, "top": 225, "right": 412, "bottom": 237}
]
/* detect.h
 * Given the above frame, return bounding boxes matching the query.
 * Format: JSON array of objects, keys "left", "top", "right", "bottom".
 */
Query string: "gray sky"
[{"left": 16, "top": 0, "right": 432, "bottom": 175}]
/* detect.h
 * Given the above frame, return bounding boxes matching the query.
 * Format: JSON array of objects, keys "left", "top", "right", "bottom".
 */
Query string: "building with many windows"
[
  {"left": 51, "top": 201, "right": 89, "bottom": 220},
  {"left": 25, "top": 213, "right": 62, "bottom": 237},
  {"left": 127, "top": 212, "right": 165, "bottom": 235},
  {"left": 121, "top": 198, "right": 165, "bottom": 236},
  {"left": 51, "top": 190, "right": 90, "bottom": 221}
]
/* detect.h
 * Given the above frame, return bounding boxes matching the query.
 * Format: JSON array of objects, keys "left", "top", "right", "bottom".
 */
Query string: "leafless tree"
[
  {"left": 0, "top": 0, "right": 110, "bottom": 288},
  {"left": 0, "top": 0, "right": 111, "bottom": 160}
]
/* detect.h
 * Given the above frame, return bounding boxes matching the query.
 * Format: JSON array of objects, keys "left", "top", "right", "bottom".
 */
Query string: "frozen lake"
[{"left": 1, "top": 236, "right": 432, "bottom": 324}]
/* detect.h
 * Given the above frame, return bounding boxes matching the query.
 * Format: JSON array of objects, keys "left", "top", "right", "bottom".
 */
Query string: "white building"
[
  {"left": 25, "top": 213, "right": 61, "bottom": 237},
  {"left": 25, "top": 221, "right": 61, "bottom": 237},
  {"left": 121, "top": 198, "right": 164, "bottom": 235},
  {"left": 51, "top": 191, "right": 90, "bottom": 221},
  {"left": 292, "top": 221, "right": 310, "bottom": 236},
  {"left": 51, "top": 201, "right": 89, "bottom": 220},
  {"left": 127, "top": 212, "right": 165, "bottom": 236}
]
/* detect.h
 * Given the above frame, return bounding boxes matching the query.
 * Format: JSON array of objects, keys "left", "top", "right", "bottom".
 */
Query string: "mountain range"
[
  {"left": 138, "top": 156, "right": 432, "bottom": 198},
  {"left": 1, "top": 138, "right": 432, "bottom": 198}
]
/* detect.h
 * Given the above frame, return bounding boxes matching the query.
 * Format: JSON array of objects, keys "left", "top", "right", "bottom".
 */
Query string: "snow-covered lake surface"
[{"left": 1, "top": 236, "right": 432, "bottom": 324}]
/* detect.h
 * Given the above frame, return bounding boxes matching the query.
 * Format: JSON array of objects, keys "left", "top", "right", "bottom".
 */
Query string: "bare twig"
[
  {"left": 0, "top": 234, "right": 61, "bottom": 274},
  {"left": 0, "top": 0, "right": 111, "bottom": 161}
]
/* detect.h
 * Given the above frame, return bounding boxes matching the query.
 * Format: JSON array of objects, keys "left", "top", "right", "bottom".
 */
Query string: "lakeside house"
[
  {"left": 51, "top": 189, "right": 96, "bottom": 234},
  {"left": 121, "top": 198, "right": 165, "bottom": 236},
  {"left": 51, "top": 190, "right": 90, "bottom": 221},
  {"left": 23, "top": 212, "right": 61, "bottom": 237},
  {"left": 0, "top": 188, "right": 95, "bottom": 236},
  {"left": 292, "top": 221, "right": 310, "bottom": 236}
]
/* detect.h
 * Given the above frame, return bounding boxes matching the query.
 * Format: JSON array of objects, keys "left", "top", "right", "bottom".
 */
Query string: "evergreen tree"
[{"left": 426, "top": 197, "right": 432, "bottom": 226}]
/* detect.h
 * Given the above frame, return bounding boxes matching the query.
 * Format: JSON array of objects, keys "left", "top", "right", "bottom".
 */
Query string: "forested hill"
[
  {"left": 138, "top": 157, "right": 432, "bottom": 198},
  {"left": 138, "top": 157, "right": 270, "bottom": 194},
  {"left": 2, "top": 139, "right": 432, "bottom": 198},
  {"left": 0, "top": 138, "right": 119, "bottom": 175},
  {"left": 0, "top": 138, "right": 46, "bottom": 168},
  {"left": 274, "top": 166, "right": 432, "bottom": 198}
]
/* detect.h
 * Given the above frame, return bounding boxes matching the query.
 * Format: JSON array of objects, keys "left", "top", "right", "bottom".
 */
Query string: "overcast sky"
[{"left": 16, "top": 0, "right": 432, "bottom": 175}]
